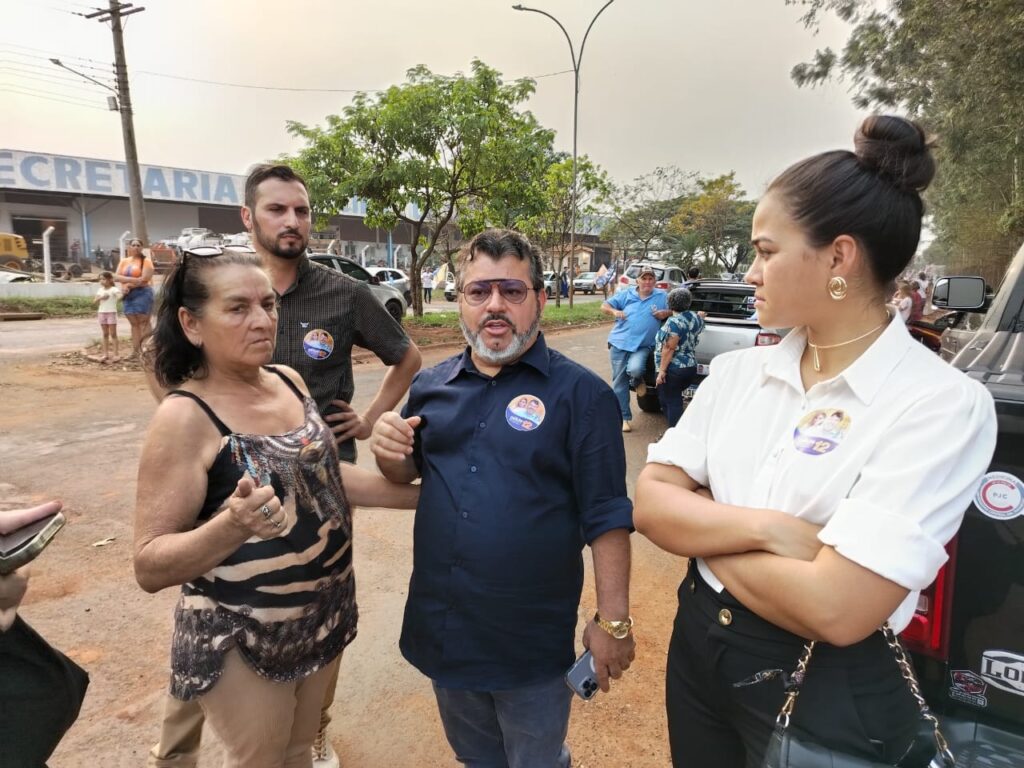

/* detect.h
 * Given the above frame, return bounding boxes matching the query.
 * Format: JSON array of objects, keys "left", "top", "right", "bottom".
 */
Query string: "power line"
[
  {"left": 134, "top": 67, "right": 575, "bottom": 93},
  {"left": 0, "top": 82, "right": 102, "bottom": 106},
  {"left": 1, "top": 51, "right": 113, "bottom": 74},
  {"left": 0, "top": 42, "right": 109, "bottom": 69},
  {"left": 0, "top": 68, "right": 109, "bottom": 94},
  {"left": 0, "top": 60, "right": 114, "bottom": 85},
  {"left": 0, "top": 41, "right": 573, "bottom": 92},
  {"left": 134, "top": 70, "right": 367, "bottom": 93},
  {"left": 0, "top": 86, "right": 107, "bottom": 110}
]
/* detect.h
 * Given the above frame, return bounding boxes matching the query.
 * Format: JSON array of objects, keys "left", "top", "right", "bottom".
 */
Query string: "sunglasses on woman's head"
[
  {"left": 182, "top": 245, "right": 225, "bottom": 259},
  {"left": 460, "top": 279, "right": 534, "bottom": 306}
]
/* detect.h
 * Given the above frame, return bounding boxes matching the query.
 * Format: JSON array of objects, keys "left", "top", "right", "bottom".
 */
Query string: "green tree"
[
  {"left": 517, "top": 153, "right": 612, "bottom": 308},
  {"left": 785, "top": 0, "right": 1024, "bottom": 274},
  {"left": 602, "top": 166, "right": 695, "bottom": 262},
  {"left": 668, "top": 173, "right": 755, "bottom": 274},
  {"left": 285, "top": 60, "right": 554, "bottom": 315}
]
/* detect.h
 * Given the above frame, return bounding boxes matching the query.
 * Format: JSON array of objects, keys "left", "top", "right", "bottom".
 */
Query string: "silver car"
[
  {"left": 615, "top": 262, "right": 686, "bottom": 293},
  {"left": 308, "top": 254, "right": 408, "bottom": 323},
  {"left": 542, "top": 271, "right": 558, "bottom": 298},
  {"left": 573, "top": 271, "right": 599, "bottom": 294},
  {"left": 367, "top": 266, "right": 412, "bottom": 305}
]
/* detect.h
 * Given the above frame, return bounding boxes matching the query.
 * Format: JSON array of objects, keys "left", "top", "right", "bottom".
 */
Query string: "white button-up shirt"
[{"left": 647, "top": 313, "right": 997, "bottom": 632}]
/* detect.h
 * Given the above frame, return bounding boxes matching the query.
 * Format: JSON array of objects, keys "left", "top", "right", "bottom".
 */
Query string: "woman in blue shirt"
[{"left": 654, "top": 288, "right": 704, "bottom": 427}]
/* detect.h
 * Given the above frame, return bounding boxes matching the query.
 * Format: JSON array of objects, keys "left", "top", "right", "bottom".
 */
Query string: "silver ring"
[
  {"left": 272, "top": 518, "right": 283, "bottom": 529},
  {"left": 260, "top": 504, "right": 272, "bottom": 520}
]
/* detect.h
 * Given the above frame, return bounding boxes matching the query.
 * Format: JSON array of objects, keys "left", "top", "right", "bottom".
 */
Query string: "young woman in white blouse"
[{"left": 634, "top": 115, "right": 997, "bottom": 767}]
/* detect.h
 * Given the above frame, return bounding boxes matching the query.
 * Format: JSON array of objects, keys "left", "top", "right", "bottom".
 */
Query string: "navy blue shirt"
[{"left": 399, "top": 333, "right": 633, "bottom": 690}]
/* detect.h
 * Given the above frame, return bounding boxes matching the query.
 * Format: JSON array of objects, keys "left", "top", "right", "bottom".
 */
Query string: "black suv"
[{"left": 907, "top": 245, "right": 1024, "bottom": 763}]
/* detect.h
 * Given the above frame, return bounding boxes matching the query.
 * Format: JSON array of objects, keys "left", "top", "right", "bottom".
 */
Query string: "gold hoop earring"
[{"left": 828, "top": 276, "right": 848, "bottom": 301}]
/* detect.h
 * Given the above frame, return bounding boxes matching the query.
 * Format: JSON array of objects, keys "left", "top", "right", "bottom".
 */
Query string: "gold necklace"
[{"left": 806, "top": 312, "right": 891, "bottom": 372}]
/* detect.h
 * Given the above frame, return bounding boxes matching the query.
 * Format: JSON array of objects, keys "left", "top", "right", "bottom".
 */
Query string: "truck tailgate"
[{"left": 695, "top": 319, "right": 760, "bottom": 366}]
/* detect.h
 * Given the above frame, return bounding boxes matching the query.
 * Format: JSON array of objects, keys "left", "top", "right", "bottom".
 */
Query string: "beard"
[
  {"left": 252, "top": 218, "right": 308, "bottom": 260},
  {"left": 460, "top": 305, "right": 542, "bottom": 366}
]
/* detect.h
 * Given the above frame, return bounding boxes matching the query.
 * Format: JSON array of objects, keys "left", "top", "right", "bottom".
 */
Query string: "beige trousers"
[{"left": 147, "top": 652, "right": 341, "bottom": 768}]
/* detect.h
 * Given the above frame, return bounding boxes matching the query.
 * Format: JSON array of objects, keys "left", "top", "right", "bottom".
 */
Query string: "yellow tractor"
[{"left": 0, "top": 232, "right": 30, "bottom": 271}]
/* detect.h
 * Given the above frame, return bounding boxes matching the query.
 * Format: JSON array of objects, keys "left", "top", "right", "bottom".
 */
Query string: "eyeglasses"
[{"left": 460, "top": 279, "right": 534, "bottom": 306}]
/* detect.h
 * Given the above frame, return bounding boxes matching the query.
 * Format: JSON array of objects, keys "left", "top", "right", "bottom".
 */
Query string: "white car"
[
  {"left": 616, "top": 262, "right": 686, "bottom": 292},
  {"left": 542, "top": 271, "right": 557, "bottom": 298},
  {"left": 366, "top": 267, "right": 412, "bottom": 304},
  {"left": 308, "top": 254, "right": 408, "bottom": 323}
]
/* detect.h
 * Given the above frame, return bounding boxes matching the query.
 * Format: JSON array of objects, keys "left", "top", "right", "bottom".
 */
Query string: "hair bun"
[{"left": 854, "top": 115, "right": 935, "bottom": 194}]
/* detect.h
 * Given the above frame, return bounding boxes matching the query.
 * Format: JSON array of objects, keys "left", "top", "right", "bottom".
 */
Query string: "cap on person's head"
[{"left": 638, "top": 266, "right": 656, "bottom": 278}]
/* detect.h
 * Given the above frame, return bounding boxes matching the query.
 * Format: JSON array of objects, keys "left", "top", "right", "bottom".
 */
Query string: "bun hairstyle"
[{"left": 767, "top": 115, "right": 936, "bottom": 285}]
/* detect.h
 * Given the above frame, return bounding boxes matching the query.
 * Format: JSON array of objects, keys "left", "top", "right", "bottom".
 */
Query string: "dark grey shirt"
[{"left": 273, "top": 255, "right": 410, "bottom": 462}]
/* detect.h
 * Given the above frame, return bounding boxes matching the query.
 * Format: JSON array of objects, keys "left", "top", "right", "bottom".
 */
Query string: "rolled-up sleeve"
[
  {"left": 819, "top": 379, "right": 997, "bottom": 590},
  {"left": 646, "top": 353, "right": 730, "bottom": 486},
  {"left": 605, "top": 292, "right": 626, "bottom": 311},
  {"left": 573, "top": 387, "right": 633, "bottom": 543}
]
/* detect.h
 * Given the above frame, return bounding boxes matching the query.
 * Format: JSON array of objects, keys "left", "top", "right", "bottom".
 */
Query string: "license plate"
[{"left": 697, "top": 364, "right": 709, "bottom": 376}]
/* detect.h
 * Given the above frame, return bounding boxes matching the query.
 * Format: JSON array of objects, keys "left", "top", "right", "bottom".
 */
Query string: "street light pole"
[{"left": 513, "top": 0, "right": 615, "bottom": 308}]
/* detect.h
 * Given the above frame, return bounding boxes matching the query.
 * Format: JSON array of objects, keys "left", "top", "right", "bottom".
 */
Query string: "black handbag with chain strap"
[{"left": 761, "top": 625, "right": 955, "bottom": 768}]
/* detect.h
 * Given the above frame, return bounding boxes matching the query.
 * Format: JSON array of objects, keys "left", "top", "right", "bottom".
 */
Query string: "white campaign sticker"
[
  {"left": 974, "top": 472, "right": 1024, "bottom": 521},
  {"left": 981, "top": 650, "right": 1024, "bottom": 696}
]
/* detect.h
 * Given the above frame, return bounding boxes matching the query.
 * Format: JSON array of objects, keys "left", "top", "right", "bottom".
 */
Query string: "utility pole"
[{"left": 87, "top": 1, "right": 148, "bottom": 245}]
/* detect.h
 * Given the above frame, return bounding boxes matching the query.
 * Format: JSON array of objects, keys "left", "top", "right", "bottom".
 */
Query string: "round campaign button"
[
  {"left": 505, "top": 394, "right": 545, "bottom": 432},
  {"left": 302, "top": 329, "right": 334, "bottom": 360},
  {"left": 792, "top": 408, "right": 851, "bottom": 456},
  {"left": 974, "top": 472, "right": 1024, "bottom": 521}
]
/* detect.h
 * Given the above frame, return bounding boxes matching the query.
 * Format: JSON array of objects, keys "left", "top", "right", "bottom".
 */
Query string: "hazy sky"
[{"left": 3, "top": 0, "right": 864, "bottom": 197}]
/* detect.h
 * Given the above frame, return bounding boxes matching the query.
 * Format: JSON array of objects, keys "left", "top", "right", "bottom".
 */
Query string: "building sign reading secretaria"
[{"left": 0, "top": 150, "right": 245, "bottom": 206}]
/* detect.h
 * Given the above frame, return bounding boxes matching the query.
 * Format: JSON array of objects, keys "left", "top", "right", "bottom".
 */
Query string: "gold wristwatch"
[{"left": 594, "top": 611, "right": 634, "bottom": 640}]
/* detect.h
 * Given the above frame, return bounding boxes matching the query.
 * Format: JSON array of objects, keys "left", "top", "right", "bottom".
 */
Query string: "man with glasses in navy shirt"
[{"left": 372, "top": 229, "right": 634, "bottom": 768}]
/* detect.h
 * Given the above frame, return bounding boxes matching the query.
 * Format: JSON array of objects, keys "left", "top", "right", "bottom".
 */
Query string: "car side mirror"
[
  {"left": 931, "top": 276, "right": 988, "bottom": 311},
  {"left": 368, "top": 275, "right": 380, "bottom": 285}
]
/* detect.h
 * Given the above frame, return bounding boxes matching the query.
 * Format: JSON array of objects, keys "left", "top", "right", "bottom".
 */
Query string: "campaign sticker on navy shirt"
[
  {"left": 302, "top": 329, "right": 334, "bottom": 360},
  {"left": 505, "top": 395, "right": 545, "bottom": 432},
  {"left": 974, "top": 472, "right": 1024, "bottom": 521},
  {"left": 793, "top": 408, "right": 851, "bottom": 456}
]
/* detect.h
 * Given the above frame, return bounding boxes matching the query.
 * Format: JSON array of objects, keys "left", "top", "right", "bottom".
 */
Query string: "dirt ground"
[{"left": 1, "top": 325, "right": 686, "bottom": 768}]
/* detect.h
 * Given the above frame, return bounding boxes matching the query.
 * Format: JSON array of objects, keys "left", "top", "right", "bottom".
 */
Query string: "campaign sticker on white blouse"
[
  {"left": 792, "top": 408, "right": 851, "bottom": 456},
  {"left": 974, "top": 472, "right": 1024, "bottom": 521},
  {"left": 302, "top": 329, "right": 334, "bottom": 360},
  {"left": 505, "top": 395, "right": 545, "bottom": 432}
]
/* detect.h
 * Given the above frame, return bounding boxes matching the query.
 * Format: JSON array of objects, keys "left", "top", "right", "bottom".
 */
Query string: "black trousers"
[{"left": 666, "top": 565, "right": 919, "bottom": 768}]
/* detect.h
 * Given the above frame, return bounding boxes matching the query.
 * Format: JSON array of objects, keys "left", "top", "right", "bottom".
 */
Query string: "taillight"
[
  {"left": 755, "top": 331, "right": 782, "bottom": 346},
  {"left": 655, "top": 281, "right": 669, "bottom": 289},
  {"left": 620, "top": 276, "right": 629, "bottom": 284},
  {"left": 901, "top": 539, "right": 957, "bottom": 659}
]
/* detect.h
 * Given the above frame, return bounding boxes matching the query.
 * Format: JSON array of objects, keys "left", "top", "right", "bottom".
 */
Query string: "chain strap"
[
  {"left": 774, "top": 625, "right": 956, "bottom": 766},
  {"left": 776, "top": 640, "right": 815, "bottom": 728},
  {"left": 881, "top": 624, "right": 956, "bottom": 767}
]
